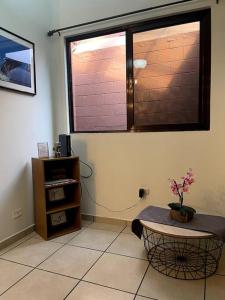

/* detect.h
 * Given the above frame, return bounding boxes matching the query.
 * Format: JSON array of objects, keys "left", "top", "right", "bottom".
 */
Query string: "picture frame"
[
  {"left": 48, "top": 187, "right": 65, "bottom": 202},
  {"left": 37, "top": 142, "right": 49, "bottom": 158},
  {"left": 0, "top": 27, "right": 36, "bottom": 95},
  {"left": 50, "top": 211, "right": 67, "bottom": 226}
]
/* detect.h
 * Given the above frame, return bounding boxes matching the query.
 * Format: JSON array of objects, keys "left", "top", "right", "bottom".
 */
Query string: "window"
[
  {"left": 67, "top": 32, "right": 127, "bottom": 132},
  {"left": 66, "top": 9, "right": 210, "bottom": 133}
]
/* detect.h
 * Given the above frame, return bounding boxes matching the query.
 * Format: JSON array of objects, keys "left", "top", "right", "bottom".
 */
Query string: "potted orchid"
[{"left": 168, "top": 169, "right": 196, "bottom": 222}]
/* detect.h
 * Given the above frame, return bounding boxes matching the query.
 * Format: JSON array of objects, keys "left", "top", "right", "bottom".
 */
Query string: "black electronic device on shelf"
[{"left": 59, "top": 134, "right": 71, "bottom": 157}]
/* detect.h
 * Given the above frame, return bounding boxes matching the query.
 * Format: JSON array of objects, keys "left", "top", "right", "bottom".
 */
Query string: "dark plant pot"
[{"left": 168, "top": 203, "right": 196, "bottom": 223}]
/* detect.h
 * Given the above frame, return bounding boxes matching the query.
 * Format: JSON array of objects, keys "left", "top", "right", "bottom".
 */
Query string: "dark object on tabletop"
[
  {"left": 59, "top": 134, "right": 71, "bottom": 157},
  {"left": 53, "top": 142, "right": 61, "bottom": 158},
  {"left": 168, "top": 202, "right": 196, "bottom": 223}
]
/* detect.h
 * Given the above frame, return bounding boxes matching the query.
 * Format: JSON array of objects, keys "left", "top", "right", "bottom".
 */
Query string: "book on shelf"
[
  {"left": 48, "top": 187, "right": 65, "bottom": 202},
  {"left": 44, "top": 178, "right": 78, "bottom": 187},
  {"left": 50, "top": 211, "right": 67, "bottom": 226}
]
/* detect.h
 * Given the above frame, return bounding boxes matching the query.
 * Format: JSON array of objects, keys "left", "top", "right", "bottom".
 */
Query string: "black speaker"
[{"left": 59, "top": 134, "right": 71, "bottom": 157}]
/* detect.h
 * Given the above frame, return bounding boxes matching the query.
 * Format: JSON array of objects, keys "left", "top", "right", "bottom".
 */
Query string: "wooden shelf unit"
[{"left": 32, "top": 156, "right": 81, "bottom": 240}]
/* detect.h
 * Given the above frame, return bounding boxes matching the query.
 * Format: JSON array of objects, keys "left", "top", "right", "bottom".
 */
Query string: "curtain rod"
[{"left": 47, "top": 0, "right": 199, "bottom": 37}]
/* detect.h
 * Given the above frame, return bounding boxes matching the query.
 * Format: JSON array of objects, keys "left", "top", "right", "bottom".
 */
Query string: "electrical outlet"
[
  {"left": 139, "top": 187, "right": 150, "bottom": 199},
  {"left": 139, "top": 188, "right": 145, "bottom": 198},
  {"left": 12, "top": 208, "right": 22, "bottom": 219}
]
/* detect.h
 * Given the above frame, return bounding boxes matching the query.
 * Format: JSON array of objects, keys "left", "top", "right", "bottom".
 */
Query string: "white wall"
[
  {"left": 50, "top": 0, "right": 225, "bottom": 221},
  {"left": 0, "top": 0, "right": 54, "bottom": 241},
  {"left": 4, "top": 0, "right": 222, "bottom": 243}
]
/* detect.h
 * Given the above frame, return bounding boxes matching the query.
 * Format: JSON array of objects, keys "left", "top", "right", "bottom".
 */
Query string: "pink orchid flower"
[{"left": 169, "top": 169, "right": 195, "bottom": 207}]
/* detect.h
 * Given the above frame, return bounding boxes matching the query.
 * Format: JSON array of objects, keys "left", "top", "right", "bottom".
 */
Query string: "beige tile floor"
[{"left": 0, "top": 220, "right": 224, "bottom": 300}]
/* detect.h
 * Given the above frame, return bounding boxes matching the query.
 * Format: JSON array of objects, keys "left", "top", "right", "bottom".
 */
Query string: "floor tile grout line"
[
  {"left": 66, "top": 243, "right": 104, "bottom": 253},
  {"left": 134, "top": 263, "right": 159, "bottom": 300},
  {"left": 0, "top": 264, "right": 155, "bottom": 300},
  {"left": 134, "top": 294, "right": 158, "bottom": 300},
  {"left": 121, "top": 227, "right": 133, "bottom": 235},
  {"left": 80, "top": 279, "right": 135, "bottom": 296},
  {"left": 63, "top": 224, "right": 127, "bottom": 299},
  {"left": 0, "top": 233, "right": 40, "bottom": 297},
  {"left": 0, "top": 241, "right": 67, "bottom": 297},
  {"left": 1, "top": 223, "right": 223, "bottom": 299},
  {"left": 0, "top": 222, "right": 94, "bottom": 271},
  {"left": 1, "top": 240, "right": 66, "bottom": 270},
  {"left": 51, "top": 231, "right": 84, "bottom": 245},
  {"left": 50, "top": 222, "right": 125, "bottom": 246},
  {"left": 0, "top": 257, "right": 36, "bottom": 269},
  {"left": 0, "top": 221, "right": 93, "bottom": 252},
  {"left": 0, "top": 223, "right": 133, "bottom": 298},
  {"left": 53, "top": 222, "right": 127, "bottom": 251},
  {"left": 48, "top": 222, "right": 94, "bottom": 245},
  {"left": 62, "top": 242, "right": 148, "bottom": 261},
  {"left": 34, "top": 244, "right": 67, "bottom": 269},
  {"left": 64, "top": 280, "right": 80, "bottom": 298},
  {"left": 35, "top": 268, "right": 81, "bottom": 280},
  {"left": 62, "top": 225, "right": 147, "bottom": 261},
  {"left": 134, "top": 263, "right": 150, "bottom": 297},
  {"left": 81, "top": 223, "right": 127, "bottom": 276},
  {"left": 127, "top": 225, "right": 159, "bottom": 300},
  {"left": 0, "top": 266, "right": 35, "bottom": 297},
  {"left": 106, "top": 250, "right": 148, "bottom": 261},
  {"left": 0, "top": 220, "right": 123, "bottom": 256},
  {"left": 6, "top": 262, "right": 152, "bottom": 300},
  {"left": 122, "top": 232, "right": 133, "bottom": 235},
  {"left": 0, "top": 242, "right": 76, "bottom": 270},
  {"left": 0, "top": 222, "right": 125, "bottom": 275},
  {"left": 0, "top": 232, "right": 37, "bottom": 256},
  {"left": 37, "top": 265, "right": 143, "bottom": 297},
  {"left": 80, "top": 279, "right": 136, "bottom": 296}
]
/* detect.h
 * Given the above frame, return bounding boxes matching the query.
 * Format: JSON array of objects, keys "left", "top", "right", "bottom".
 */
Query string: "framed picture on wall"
[
  {"left": 37, "top": 142, "right": 49, "bottom": 158},
  {"left": 0, "top": 27, "right": 36, "bottom": 95}
]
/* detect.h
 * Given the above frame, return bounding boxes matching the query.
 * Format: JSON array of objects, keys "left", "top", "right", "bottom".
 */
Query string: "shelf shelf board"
[
  {"left": 46, "top": 203, "right": 80, "bottom": 215},
  {"left": 32, "top": 156, "right": 81, "bottom": 241},
  {"left": 40, "top": 156, "right": 79, "bottom": 162},
  {"left": 44, "top": 179, "right": 79, "bottom": 188}
]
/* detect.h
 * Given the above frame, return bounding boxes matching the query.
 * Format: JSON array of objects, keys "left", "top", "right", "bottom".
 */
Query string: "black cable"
[
  {"left": 71, "top": 148, "right": 93, "bottom": 178},
  {"left": 72, "top": 146, "right": 140, "bottom": 212},
  {"left": 81, "top": 179, "right": 140, "bottom": 213},
  {"left": 80, "top": 160, "right": 93, "bottom": 178}
]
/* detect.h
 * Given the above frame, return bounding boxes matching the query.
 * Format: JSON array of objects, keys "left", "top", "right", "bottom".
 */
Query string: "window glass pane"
[
  {"left": 133, "top": 22, "right": 200, "bottom": 126},
  {"left": 70, "top": 32, "right": 127, "bottom": 132}
]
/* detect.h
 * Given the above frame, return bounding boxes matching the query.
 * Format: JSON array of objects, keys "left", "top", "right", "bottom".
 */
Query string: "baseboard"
[
  {"left": 0, "top": 216, "right": 131, "bottom": 251},
  {"left": 81, "top": 214, "right": 95, "bottom": 222},
  {"left": 81, "top": 213, "right": 130, "bottom": 226},
  {"left": 0, "top": 224, "right": 35, "bottom": 251}
]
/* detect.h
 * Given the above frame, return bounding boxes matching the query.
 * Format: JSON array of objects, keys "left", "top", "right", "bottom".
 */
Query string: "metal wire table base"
[{"left": 143, "top": 227, "right": 223, "bottom": 280}]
